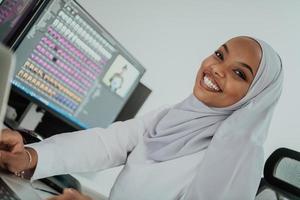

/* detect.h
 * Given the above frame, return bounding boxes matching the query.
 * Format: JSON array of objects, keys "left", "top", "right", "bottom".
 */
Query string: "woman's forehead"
[{"left": 224, "top": 37, "right": 262, "bottom": 76}]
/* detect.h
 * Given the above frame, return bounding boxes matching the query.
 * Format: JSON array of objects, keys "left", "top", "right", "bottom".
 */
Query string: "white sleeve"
[
  {"left": 27, "top": 117, "right": 145, "bottom": 180},
  {"left": 183, "top": 136, "right": 264, "bottom": 200}
]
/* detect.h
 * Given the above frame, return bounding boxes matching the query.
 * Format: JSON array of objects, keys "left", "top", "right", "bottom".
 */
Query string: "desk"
[{"left": 0, "top": 171, "right": 108, "bottom": 199}]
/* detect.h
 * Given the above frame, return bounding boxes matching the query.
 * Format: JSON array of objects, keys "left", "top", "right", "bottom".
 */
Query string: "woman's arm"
[
  {"left": 27, "top": 117, "right": 145, "bottom": 180},
  {"left": 0, "top": 129, "right": 38, "bottom": 178}
]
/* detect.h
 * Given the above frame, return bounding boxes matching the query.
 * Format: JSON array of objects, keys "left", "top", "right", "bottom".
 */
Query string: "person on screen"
[
  {"left": 0, "top": 36, "right": 283, "bottom": 200},
  {"left": 108, "top": 65, "right": 128, "bottom": 93}
]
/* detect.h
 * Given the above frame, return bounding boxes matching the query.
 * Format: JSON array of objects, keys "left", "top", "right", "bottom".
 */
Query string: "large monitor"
[
  {"left": 0, "top": 0, "right": 45, "bottom": 46},
  {"left": 10, "top": 0, "right": 145, "bottom": 129}
]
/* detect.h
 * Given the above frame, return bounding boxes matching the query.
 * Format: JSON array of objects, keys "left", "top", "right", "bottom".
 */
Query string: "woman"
[{"left": 0, "top": 36, "right": 283, "bottom": 200}]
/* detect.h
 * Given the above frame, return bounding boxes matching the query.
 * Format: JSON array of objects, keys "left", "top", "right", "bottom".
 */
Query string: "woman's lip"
[
  {"left": 200, "top": 72, "right": 222, "bottom": 92},
  {"left": 200, "top": 78, "right": 221, "bottom": 93}
]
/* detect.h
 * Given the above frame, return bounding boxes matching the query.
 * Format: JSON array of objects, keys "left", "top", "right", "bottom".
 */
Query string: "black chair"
[{"left": 256, "top": 148, "right": 300, "bottom": 200}]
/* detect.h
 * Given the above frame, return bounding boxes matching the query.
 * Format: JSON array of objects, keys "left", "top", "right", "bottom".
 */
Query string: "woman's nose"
[{"left": 211, "top": 65, "right": 225, "bottom": 78}]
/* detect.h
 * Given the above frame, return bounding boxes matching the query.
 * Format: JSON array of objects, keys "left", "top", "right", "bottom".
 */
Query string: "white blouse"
[{"left": 28, "top": 107, "right": 261, "bottom": 200}]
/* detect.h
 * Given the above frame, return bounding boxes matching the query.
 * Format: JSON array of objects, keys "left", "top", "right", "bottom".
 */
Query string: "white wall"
[{"left": 74, "top": 0, "right": 300, "bottom": 197}]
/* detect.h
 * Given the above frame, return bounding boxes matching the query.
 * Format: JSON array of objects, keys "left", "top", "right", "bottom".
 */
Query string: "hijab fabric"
[{"left": 144, "top": 37, "right": 283, "bottom": 162}]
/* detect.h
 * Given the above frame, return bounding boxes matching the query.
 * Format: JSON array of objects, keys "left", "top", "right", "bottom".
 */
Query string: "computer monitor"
[
  {"left": 10, "top": 0, "right": 145, "bottom": 129},
  {"left": 0, "top": 0, "right": 45, "bottom": 46}
]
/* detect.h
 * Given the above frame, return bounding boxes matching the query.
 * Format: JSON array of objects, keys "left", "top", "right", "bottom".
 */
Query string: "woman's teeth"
[{"left": 203, "top": 75, "right": 220, "bottom": 91}]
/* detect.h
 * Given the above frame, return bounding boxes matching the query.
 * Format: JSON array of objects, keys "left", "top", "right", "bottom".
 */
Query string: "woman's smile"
[{"left": 200, "top": 72, "right": 222, "bottom": 93}]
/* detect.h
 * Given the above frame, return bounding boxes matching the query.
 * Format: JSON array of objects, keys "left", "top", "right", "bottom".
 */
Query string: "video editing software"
[{"left": 11, "top": 0, "right": 145, "bottom": 128}]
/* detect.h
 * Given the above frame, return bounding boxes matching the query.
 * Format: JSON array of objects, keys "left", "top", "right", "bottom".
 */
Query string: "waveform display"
[{"left": 16, "top": 60, "right": 81, "bottom": 111}]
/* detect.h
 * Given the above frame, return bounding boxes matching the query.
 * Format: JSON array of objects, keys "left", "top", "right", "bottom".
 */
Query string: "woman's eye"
[
  {"left": 214, "top": 50, "right": 224, "bottom": 60},
  {"left": 233, "top": 69, "right": 247, "bottom": 81}
]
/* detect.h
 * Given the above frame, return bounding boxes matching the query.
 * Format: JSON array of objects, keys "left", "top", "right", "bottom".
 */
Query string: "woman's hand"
[
  {"left": 48, "top": 189, "right": 92, "bottom": 200},
  {"left": 0, "top": 128, "right": 38, "bottom": 175}
]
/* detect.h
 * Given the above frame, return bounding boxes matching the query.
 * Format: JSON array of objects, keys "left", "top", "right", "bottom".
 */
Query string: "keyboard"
[{"left": 0, "top": 178, "right": 21, "bottom": 200}]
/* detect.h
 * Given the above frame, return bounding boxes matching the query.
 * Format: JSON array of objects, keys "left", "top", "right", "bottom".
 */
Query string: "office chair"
[{"left": 256, "top": 148, "right": 300, "bottom": 200}]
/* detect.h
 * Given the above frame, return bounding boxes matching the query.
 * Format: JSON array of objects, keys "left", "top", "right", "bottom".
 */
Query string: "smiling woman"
[
  {"left": 194, "top": 36, "right": 262, "bottom": 107},
  {"left": 0, "top": 36, "right": 283, "bottom": 200}
]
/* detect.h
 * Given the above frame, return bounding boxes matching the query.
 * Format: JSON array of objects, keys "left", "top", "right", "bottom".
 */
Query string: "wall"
[{"left": 74, "top": 0, "right": 300, "bottom": 197}]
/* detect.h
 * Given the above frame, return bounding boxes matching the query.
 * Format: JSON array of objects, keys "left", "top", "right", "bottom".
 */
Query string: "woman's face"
[{"left": 193, "top": 37, "right": 262, "bottom": 107}]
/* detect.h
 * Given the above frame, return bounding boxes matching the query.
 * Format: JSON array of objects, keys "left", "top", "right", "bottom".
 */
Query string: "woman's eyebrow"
[
  {"left": 222, "top": 44, "right": 254, "bottom": 76},
  {"left": 222, "top": 44, "right": 229, "bottom": 54},
  {"left": 238, "top": 62, "right": 254, "bottom": 76}
]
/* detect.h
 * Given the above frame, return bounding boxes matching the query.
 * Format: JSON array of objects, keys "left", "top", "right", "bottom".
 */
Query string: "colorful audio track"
[
  {"left": 15, "top": 3, "right": 117, "bottom": 114},
  {"left": 16, "top": 60, "right": 81, "bottom": 112},
  {"left": 58, "top": 5, "right": 115, "bottom": 62}
]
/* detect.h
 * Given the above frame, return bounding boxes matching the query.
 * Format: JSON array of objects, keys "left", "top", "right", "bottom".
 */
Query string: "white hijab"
[{"left": 144, "top": 38, "right": 283, "bottom": 199}]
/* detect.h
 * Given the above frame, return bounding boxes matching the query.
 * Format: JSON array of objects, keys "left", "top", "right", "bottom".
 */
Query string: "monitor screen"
[
  {"left": 0, "top": 0, "right": 40, "bottom": 45},
  {"left": 11, "top": 0, "right": 145, "bottom": 129}
]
